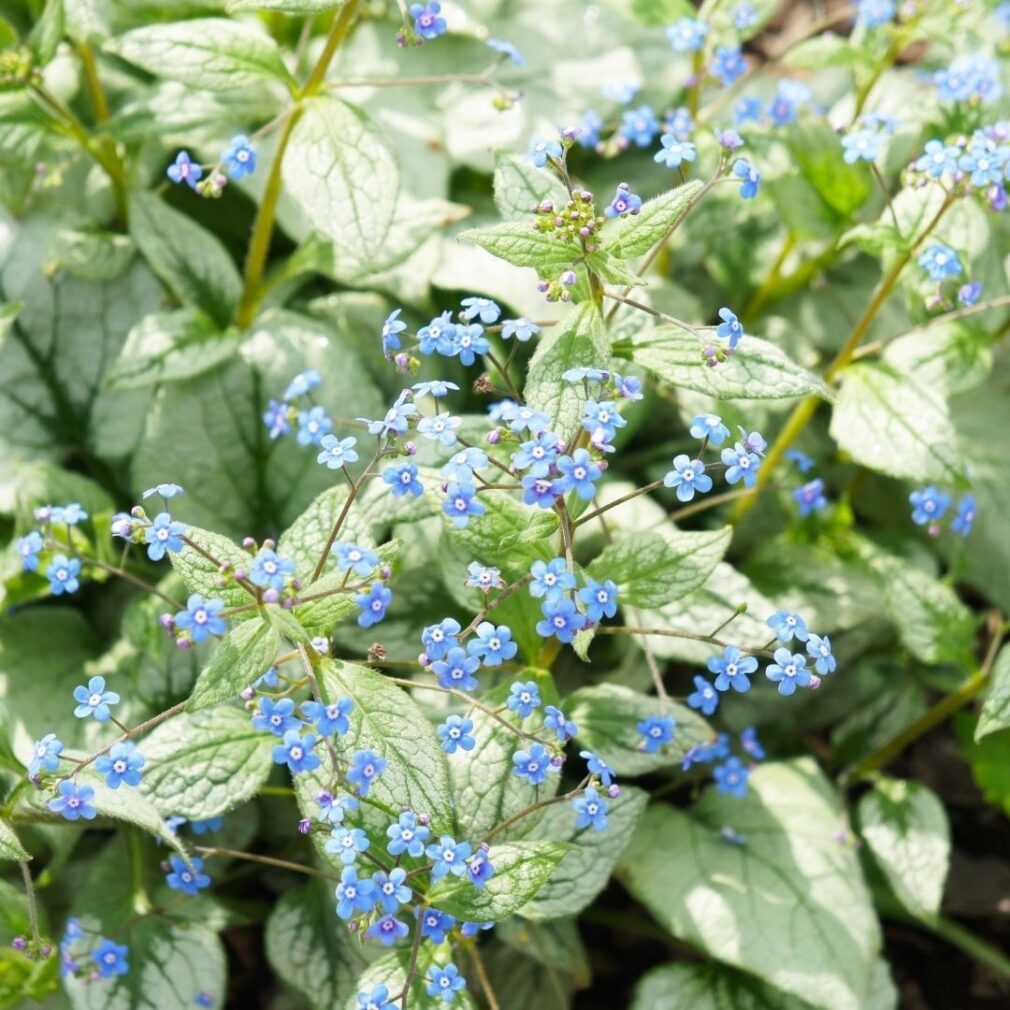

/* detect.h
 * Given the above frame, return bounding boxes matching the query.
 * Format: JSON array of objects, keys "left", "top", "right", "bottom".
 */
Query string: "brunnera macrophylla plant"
[{"left": 1, "top": 1, "right": 1009, "bottom": 1009}]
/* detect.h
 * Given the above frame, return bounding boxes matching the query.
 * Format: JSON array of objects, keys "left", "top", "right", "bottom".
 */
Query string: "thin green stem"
[
  {"left": 196, "top": 845, "right": 341, "bottom": 881},
  {"left": 19, "top": 862, "right": 42, "bottom": 949}
]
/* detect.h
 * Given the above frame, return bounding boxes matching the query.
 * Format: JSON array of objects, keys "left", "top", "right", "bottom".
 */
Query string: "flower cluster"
[
  {"left": 167, "top": 134, "right": 257, "bottom": 198},
  {"left": 909, "top": 486, "right": 976, "bottom": 538}
]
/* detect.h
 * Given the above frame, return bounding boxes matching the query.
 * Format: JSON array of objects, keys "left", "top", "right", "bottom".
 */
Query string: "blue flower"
[
  {"left": 272, "top": 730, "right": 320, "bottom": 774},
  {"left": 417, "top": 311, "right": 457, "bottom": 356},
  {"left": 421, "top": 618, "right": 462, "bottom": 662},
  {"left": 46, "top": 554, "right": 81, "bottom": 595},
  {"left": 578, "top": 578, "right": 619, "bottom": 622},
  {"left": 427, "top": 835, "right": 472, "bottom": 880},
  {"left": 284, "top": 370, "right": 321, "bottom": 400},
  {"left": 710, "top": 45, "right": 747, "bottom": 85},
  {"left": 666, "top": 16, "right": 708, "bottom": 51},
  {"left": 467, "top": 846, "right": 495, "bottom": 889},
  {"left": 527, "top": 137, "right": 563, "bottom": 167},
  {"left": 713, "top": 757, "right": 749, "bottom": 797},
  {"left": 951, "top": 494, "right": 976, "bottom": 536},
  {"left": 740, "top": 725, "right": 766, "bottom": 760},
  {"left": 357, "top": 581, "right": 391, "bottom": 626},
  {"left": 581, "top": 750, "right": 615, "bottom": 787},
  {"left": 174, "top": 593, "right": 226, "bottom": 643},
  {"left": 666, "top": 106, "right": 695, "bottom": 140},
  {"left": 562, "top": 367, "right": 609, "bottom": 384},
  {"left": 419, "top": 907, "right": 457, "bottom": 943},
  {"left": 381, "top": 309, "right": 406, "bottom": 355},
  {"left": 530, "top": 558, "right": 575, "bottom": 602},
  {"left": 460, "top": 297, "right": 501, "bottom": 324},
  {"left": 387, "top": 811, "right": 429, "bottom": 857},
  {"left": 637, "top": 715, "right": 675, "bottom": 753},
  {"left": 621, "top": 105, "right": 660, "bottom": 148},
  {"left": 786, "top": 448, "right": 816, "bottom": 473},
  {"left": 915, "top": 139, "right": 961, "bottom": 179},
  {"left": 49, "top": 780, "right": 97, "bottom": 821},
  {"left": 614, "top": 373, "right": 643, "bottom": 400},
  {"left": 602, "top": 80, "right": 638, "bottom": 103},
  {"left": 190, "top": 817, "right": 222, "bottom": 835},
  {"left": 716, "top": 307, "right": 744, "bottom": 349},
  {"left": 92, "top": 939, "right": 129, "bottom": 977},
  {"left": 454, "top": 325, "right": 490, "bottom": 366},
  {"left": 958, "top": 281, "right": 982, "bottom": 307},
  {"left": 410, "top": 1, "right": 447, "bottom": 39},
  {"left": 414, "top": 380, "right": 460, "bottom": 400},
  {"left": 767, "top": 610, "right": 809, "bottom": 643},
  {"left": 73, "top": 675, "right": 120, "bottom": 723},
  {"left": 959, "top": 136, "right": 1006, "bottom": 188},
  {"left": 263, "top": 399, "right": 291, "bottom": 439},
  {"left": 918, "top": 244, "right": 963, "bottom": 281},
  {"left": 17, "top": 530, "right": 43, "bottom": 572},
  {"left": 318, "top": 792, "right": 358, "bottom": 825},
  {"left": 544, "top": 705, "right": 577, "bottom": 742},
  {"left": 141, "top": 483, "right": 184, "bottom": 500},
  {"left": 708, "top": 645, "right": 758, "bottom": 693},
  {"left": 555, "top": 449, "right": 602, "bottom": 501},
  {"left": 512, "top": 743, "right": 554, "bottom": 785},
  {"left": 372, "top": 868, "right": 411, "bottom": 913},
  {"left": 252, "top": 697, "right": 300, "bottom": 737},
  {"left": 506, "top": 404, "right": 552, "bottom": 435},
  {"left": 687, "top": 676, "right": 719, "bottom": 715},
  {"left": 327, "top": 826, "right": 370, "bottom": 864},
  {"left": 487, "top": 37, "right": 524, "bottom": 65},
  {"left": 468, "top": 622, "right": 517, "bottom": 666},
  {"left": 438, "top": 714, "right": 475, "bottom": 754},
  {"left": 28, "top": 733, "right": 63, "bottom": 779},
  {"left": 501, "top": 317, "right": 541, "bottom": 342},
  {"left": 366, "top": 915, "right": 410, "bottom": 946},
  {"left": 842, "top": 129, "right": 883, "bottom": 163},
  {"left": 513, "top": 432, "right": 559, "bottom": 475},
  {"left": 721, "top": 442, "right": 761, "bottom": 487},
  {"left": 334, "top": 543, "right": 379, "bottom": 578},
  {"left": 604, "top": 183, "right": 642, "bottom": 218},
  {"left": 536, "top": 598, "right": 587, "bottom": 643},
  {"left": 507, "top": 681, "right": 542, "bottom": 718},
  {"left": 465, "top": 561, "right": 503, "bottom": 592},
  {"left": 572, "top": 787, "right": 609, "bottom": 831},
  {"left": 690, "top": 414, "right": 731, "bottom": 446},
  {"left": 427, "top": 963, "right": 466, "bottom": 1004},
  {"left": 716, "top": 127, "right": 745, "bottom": 150},
  {"left": 734, "top": 96, "right": 764, "bottom": 123},
  {"left": 654, "top": 136, "right": 697, "bottom": 169},
  {"left": 733, "top": 158, "right": 761, "bottom": 198},
  {"left": 793, "top": 478, "right": 828, "bottom": 516},
  {"left": 302, "top": 698, "right": 353, "bottom": 737},
  {"left": 347, "top": 749, "right": 386, "bottom": 796},
  {"left": 358, "top": 985, "right": 397, "bottom": 1010},
  {"left": 441, "top": 447, "right": 487, "bottom": 484},
  {"left": 765, "top": 648, "right": 812, "bottom": 696},
  {"left": 166, "top": 855, "right": 211, "bottom": 895},
  {"left": 576, "top": 108, "right": 603, "bottom": 147},
  {"left": 145, "top": 512, "right": 186, "bottom": 561},
  {"left": 167, "top": 151, "right": 201, "bottom": 188},
  {"left": 909, "top": 485, "right": 951, "bottom": 525},
  {"left": 335, "top": 867, "right": 377, "bottom": 920},
  {"left": 317, "top": 434, "right": 359, "bottom": 470},
  {"left": 583, "top": 400, "right": 626, "bottom": 444},
  {"left": 297, "top": 406, "right": 333, "bottom": 447},
  {"left": 222, "top": 134, "right": 256, "bottom": 179},
  {"left": 418, "top": 413, "right": 461, "bottom": 446},
  {"left": 432, "top": 646, "right": 481, "bottom": 692},
  {"left": 49, "top": 502, "right": 88, "bottom": 525},
  {"left": 383, "top": 462, "right": 423, "bottom": 497},
  {"left": 96, "top": 742, "right": 145, "bottom": 789},
  {"left": 733, "top": 2, "right": 758, "bottom": 29},
  {"left": 806, "top": 634, "right": 836, "bottom": 675},
  {"left": 857, "top": 0, "right": 895, "bottom": 27},
  {"left": 358, "top": 392, "right": 417, "bottom": 436},
  {"left": 442, "top": 481, "right": 485, "bottom": 528},
  {"left": 664, "top": 455, "right": 712, "bottom": 502},
  {"left": 250, "top": 548, "right": 295, "bottom": 591}
]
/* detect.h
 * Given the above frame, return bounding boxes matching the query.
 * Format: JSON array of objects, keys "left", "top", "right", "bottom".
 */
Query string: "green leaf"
[
  {"left": 493, "top": 152, "right": 567, "bottom": 222},
  {"left": 977, "top": 645, "right": 1010, "bottom": 741},
  {"left": 169, "top": 526, "right": 253, "bottom": 614},
  {"left": 602, "top": 181, "right": 703, "bottom": 260},
  {"left": 786, "top": 120, "right": 872, "bottom": 218},
  {"left": 139, "top": 706, "right": 274, "bottom": 820},
  {"left": 619, "top": 759, "right": 883, "bottom": 1010},
  {"left": 523, "top": 303, "right": 609, "bottom": 442},
  {"left": 343, "top": 945, "right": 476, "bottom": 1010},
  {"left": 632, "top": 962, "right": 818, "bottom": 1010},
  {"left": 264, "top": 880, "right": 371, "bottom": 1010},
  {"left": 54, "top": 227, "right": 135, "bottom": 282},
  {"left": 187, "top": 620, "right": 280, "bottom": 711},
  {"left": 522, "top": 786, "right": 647, "bottom": 921},
  {"left": 587, "top": 528, "right": 731, "bottom": 610},
  {"left": 107, "top": 18, "right": 294, "bottom": 92},
  {"left": 128, "top": 194, "right": 242, "bottom": 327},
  {"left": 830, "top": 363, "right": 965, "bottom": 485},
  {"left": 858, "top": 777, "right": 950, "bottom": 918},
  {"left": 0, "top": 817, "right": 29, "bottom": 861},
  {"left": 955, "top": 712, "right": 1010, "bottom": 817},
  {"left": 630, "top": 326, "right": 830, "bottom": 400},
  {"left": 283, "top": 97, "right": 400, "bottom": 277},
  {"left": 107, "top": 309, "right": 240, "bottom": 391},
  {"left": 497, "top": 917, "right": 590, "bottom": 986},
  {"left": 459, "top": 221, "right": 580, "bottom": 276},
  {"left": 565, "top": 684, "right": 712, "bottom": 775},
  {"left": 428, "top": 841, "right": 569, "bottom": 922},
  {"left": 229, "top": 0, "right": 343, "bottom": 9},
  {"left": 28, "top": 0, "right": 64, "bottom": 65}
]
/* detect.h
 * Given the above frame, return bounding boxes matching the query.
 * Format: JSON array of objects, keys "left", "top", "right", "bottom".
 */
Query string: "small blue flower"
[
  {"left": 387, "top": 811, "right": 429, "bottom": 858},
  {"left": 621, "top": 105, "right": 660, "bottom": 148},
  {"left": 167, "top": 151, "right": 201, "bottom": 188},
  {"left": 951, "top": 494, "right": 976, "bottom": 536},
  {"left": 49, "top": 780, "right": 97, "bottom": 821},
  {"left": 438, "top": 714, "right": 475, "bottom": 754},
  {"left": 297, "top": 406, "right": 333, "bottom": 447},
  {"left": 512, "top": 743, "right": 554, "bottom": 785},
  {"left": 145, "top": 512, "right": 186, "bottom": 561},
  {"left": 358, "top": 985, "right": 397, "bottom": 1010},
  {"left": 441, "top": 447, "right": 487, "bottom": 484},
  {"left": 733, "top": 2, "right": 758, "bottom": 29},
  {"left": 73, "top": 675, "right": 120, "bottom": 723},
  {"left": 46, "top": 554, "right": 81, "bottom": 595},
  {"left": 222, "top": 134, "right": 256, "bottom": 179},
  {"left": 335, "top": 867, "right": 377, "bottom": 920},
  {"left": 92, "top": 939, "right": 129, "bottom": 977},
  {"left": 576, "top": 108, "right": 603, "bottom": 148},
  {"left": 857, "top": 0, "right": 895, "bottom": 27},
  {"left": 487, "top": 37, "right": 524, "bottom": 65},
  {"left": 841, "top": 129, "right": 883, "bottom": 164},
  {"left": 555, "top": 449, "right": 602, "bottom": 501},
  {"left": 442, "top": 481, "right": 485, "bottom": 528},
  {"left": 421, "top": 618, "right": 462, "bottom": 662},
  {"left": 613, "top": 373, "right": 643, "bottom": 400},
  {"left": 454, "top": 324, "right": 490, "bottom": 366},
  {"left": 358, "top": 392, "right": 418, "bottom": 436},
  {"left": 427, "top": 963, "right": 466, "bottom": 1004},
  {"left": 734, "top": 96, "right": 764, "bottom": 124},
  {"left": 687, "top": 676, "right": 720, "bottom": 716},
  {"left": 28, "top": 733, "right": 63, "bottom": 779},
  {"left": 432, "top": 646, "right": 481, "bottom": 692},
  {"left": 347, "top": 749, "right": 386, "bottom": 796},
  {"left": 581, "top": 750, "right": 615, "bottom": 786},
  {"left": 190, "top": 817, "right": 222, "bottom": 835},
  {"left": 507, "top": 681, "right": 542, "bottom": 718},
  {"left": 604, "top": 183, "right": 642, "bottom": 218},
  {"left": 465, "top": 561, "right": 503, "bottom": 592},
  {"left": 806, "top": 634, "right": 836, "bottom": 675},
  {"left": 527, "top": 136, "right": 563, "bottom": 167},
  {"left": 500, "top": 317, "right": 541, "bottom": 342},
  {"left": 716, "top": 307, "right": 744, "bottom": 349},
  {"left": 468, "top": 622, "right": 517, "bottom": 666},
  {"left": 284, "top": 371, "right": 321, "bottom": 400},
  {"left": 372, "top": 868, "right": 411, "bottom": 913},
  {"left": 602, "top": 80, "right": 638, "bottom": 103},
  {"left": 174, "top": 593, "right": 226, "bottom": 643},
  {"left": 915, "top": 139, "right": 961, "bottom": 179},
  {"left": 366, "top": 915, "right": 410, "bottom": 946},
  {"left": 721, "top": 442, "right": 761, "bottom": 487},
  {"left": 417, "top": 414, "right": 462, "bottom": 447},
  {"left": 664, "top": 455, "right": 713, "bottom": 502},
  {"left": 418, "top": 312, "right": 457, "bottom": 356},
  {"left": 419, "top": 907, "right": 457, "bottom": 943},
  {"left": 572, "top": 787, "right": 609, "bottom": 831},
  {"left": 666, "top": 16, "right": 708, "bottom": 52},
  {"left": 918, "top": 244, "right": 963, "bottom": 281},
  {"left": 708, "top": 645, "right": 758, "bottom": 693},
  {"left": 638, "top": 715, "right": 675, "bottom": 753},
  {"left": 506, "top": 404, "right": 553, "bottom": 435},
  {"left": 786, "top": 448, "right": 816, "bottom": 473},
  {"left": 793, "top": 478, "right": 829, "bottom": 516},
  {"left": 333, "top": 542, "right": 379, "bottom": 578},
  {"left": 272, "top": 730, "right": 320, "bottom": 774},
  {"left": 142, "top": 483, "right": 184, "bottom": 500},
  {"left": 467, "top": 846, "right": 495, "bottom": 889},
  {"left": 317, "top": 434, "right": 359, "bottom": 469},
  {"left": 733, "top": 157, "right": 761, "bottom": 198},
  {"left": 958, "top": 281, "right": 982, "bottom": 307},
  {"left": 713, "top": 757, "right": 749, "bottom": 797},
  {"left": 690, "top": 414, "right": 731, "bottom": 447},
  {"left": 252, "top": 697, "right": 300, "bottom": 737},
  {"left": 536, "top": 598, "right": 587, "bottom": 643},
  {"left": 413, "top": 380, "right": 460, "bottom": 400},
  {"left": 909, "top": 486, "right": 951, "bottom": 525},
  {"left": 250, "top": 548, "right": 295, "bottom": 591},
  {"left": 710, "top": 45, "right": 747, "bottom": 85},
  {"left": 530, "top": 558, "right": 575, "bottom": 602},
  {"left": 578, "top": 578, "right": 619, "bottom": 622},
  {"left": 961, "top": 137, "right": 1004, "bottom": 189},
  {"left": 460, "top": 297, "right": 501, "bottom": 324},
  {"left": 17, "top": 530, "right": 43, "bottom": 572},
  {"left": 583, "top": 400, "right": 626, "bottom": 443},
  {"left": 410, "top": 1, "right": 447, "bottom": 39},
  {"left": 96, "top": 742, "right": 145, "bottom": 789},
  {"left": 654, "top": 136, "right": 697, "bottom": 169},
  {"left": 166, "top": 855, "right": 211, "bottom": 895},
  {"left": 383, "top": 461, "right": 423, "bottom": 498},
  {"left": 544, "top": 705, "right": 577, "bottom": 743},
  {"left": 327, "top": 826, "right": 370, "bottom": 864},
  {"left": 513, "top": 432, "right": 560, "bottom": 475},
  {"left": 302, "top": 698, "right": 353, "bottom": 737},
  {"left": 318, "top": 792, "right": 358, "bottom": 825},
  {"left": 765, "top": 648, "right": 812, "bottom": 696},
  {"left": 381, "top": 309, "right": 406, "bottom": 355},
  {"left": 427, "top": 835, "right": 472, "bottom": 880},
  {"left": 666, "top": 106, "right": 695, "bottom": 140},
  {"left": 740, "top": 725, "right": 766, "bottom": 760},
  {"left": 263, "top": 399, "right": 291, "bottom": 439},
  {"left": 50, "top": 502, "right": 88, "bottom": 525}
]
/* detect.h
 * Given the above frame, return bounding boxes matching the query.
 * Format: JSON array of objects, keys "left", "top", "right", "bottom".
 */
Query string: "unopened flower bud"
[
  {"left": 263, "top": 588, "right": 279, "bottom": 604},
  {"left": 297, "top": 818, "right": 312, "bottom": 835},
  {"left": 240, "top": 686, "right": 255, "bottom": 701},
  {"left": 486, "top": 428, "right": 502, "bottom": 445}
]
